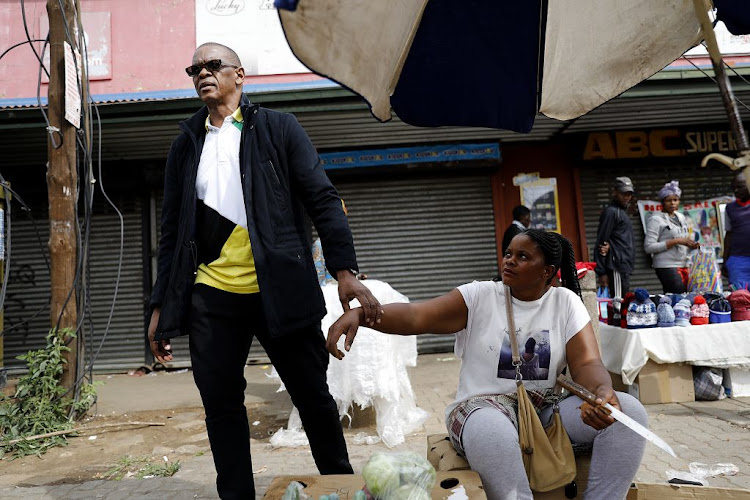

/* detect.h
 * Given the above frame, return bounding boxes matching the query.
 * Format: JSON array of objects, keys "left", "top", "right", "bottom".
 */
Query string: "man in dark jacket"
[
  {"left": 595, "top": 177, "right": 636, "bottom": 298},
  {"left": 147, "top": 43, "right": 382, "bottom": 499},
  {"left": 501, "top": 205, "right": 531, "bottom": 254}
]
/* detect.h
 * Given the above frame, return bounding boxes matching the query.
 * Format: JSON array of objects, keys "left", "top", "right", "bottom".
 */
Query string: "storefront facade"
[
  {"left": 1, "top": 0, "right": 748, "bottom": 370},
  {"left": 577, "top": 126, "right": 743, "bottom": 293}
]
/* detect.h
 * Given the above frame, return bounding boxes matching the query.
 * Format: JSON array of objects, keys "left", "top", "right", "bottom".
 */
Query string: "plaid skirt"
[{"left": 446, "top": 388, "right": 562, "bottom": 456}]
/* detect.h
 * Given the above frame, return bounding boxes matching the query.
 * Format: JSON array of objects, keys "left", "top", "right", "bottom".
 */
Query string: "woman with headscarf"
[{"left": 644, "top": 180, "right": 700, "bottom": 293}]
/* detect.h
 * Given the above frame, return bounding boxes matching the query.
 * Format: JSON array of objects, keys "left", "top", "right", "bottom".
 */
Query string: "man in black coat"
[
  {"left": 501, "top": 205, "right": 531, "bottom": 254},
  {"left": 595, "top": 177, "right": 636, "bottom": 298},
  {"left": 147, "top": 43, "right": 382, "bottom": 499}
]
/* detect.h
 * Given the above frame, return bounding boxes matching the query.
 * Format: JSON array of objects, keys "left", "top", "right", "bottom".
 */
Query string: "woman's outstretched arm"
[{"left": 327, "top": 288, "right": 468, "bottom": 359}]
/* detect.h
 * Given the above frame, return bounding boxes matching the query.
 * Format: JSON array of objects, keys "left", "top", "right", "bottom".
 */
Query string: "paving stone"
[
  {"left": 175, "top": 445, "right": 202, "bottom": 455},
  {"left": 174, "top": 420, "right": 205, "bottom": 432},
  {"left": 184, "top": 432, "right": 209, "bottom": 444},
  {"left": 152, "top": 445, "right": 173, "bottom": 457}
]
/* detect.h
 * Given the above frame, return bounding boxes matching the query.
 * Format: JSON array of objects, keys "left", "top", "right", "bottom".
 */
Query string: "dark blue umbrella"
[{"left": 275, "top": 0, "right": 712, "bottom": 132}]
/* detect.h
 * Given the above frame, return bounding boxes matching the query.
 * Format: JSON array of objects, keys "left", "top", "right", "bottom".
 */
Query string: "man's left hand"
[
  {"left": 579, "top": 385, "right": 619, "bottom": 430},
  {"left": 336, "top": 270, "right": 383, "bottom": 326}
]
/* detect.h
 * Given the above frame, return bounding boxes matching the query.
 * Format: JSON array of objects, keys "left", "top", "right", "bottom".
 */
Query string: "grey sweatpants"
[{"left": 461, "top": 392, "right": 647, "bottom": 500}]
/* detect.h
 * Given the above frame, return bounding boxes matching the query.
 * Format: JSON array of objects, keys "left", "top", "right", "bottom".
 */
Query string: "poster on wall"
[
  {"left": 637, "top": 197, "right": 733, "bottom": 262},
  {"left": 195, "top": 0, "right": 308, "bottom": 76},
  {"left": 40, "top": 12, "right": 112, "bottom": 82},
  {"left": 519, "top": 178, "right": 561, "bottom": 233}
]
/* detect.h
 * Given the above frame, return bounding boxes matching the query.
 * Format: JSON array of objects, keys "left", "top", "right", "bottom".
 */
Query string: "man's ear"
[{"left": 235, "top": 66, "right": 245, "bottom": 84}]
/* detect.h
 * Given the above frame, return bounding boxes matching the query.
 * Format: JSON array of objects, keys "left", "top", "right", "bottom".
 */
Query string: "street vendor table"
[{"left": 600, "top": 322, "right": 750, "bottom": 386}]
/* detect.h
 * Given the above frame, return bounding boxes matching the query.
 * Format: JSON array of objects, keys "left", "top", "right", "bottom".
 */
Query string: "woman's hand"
[
  {"left": 579, "top": 386, "right": 620, "bottom": 430},
  {"left": 674, "top": 237, "right": 700, "bottom": 250},
  {"left": 327, "top": 308, "right": 363, "bottom": 360}
]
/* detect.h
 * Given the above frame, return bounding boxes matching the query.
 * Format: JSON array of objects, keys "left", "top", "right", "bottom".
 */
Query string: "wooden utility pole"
[{"left": 46, "top": 0, "right": 79, "bottom": 392}]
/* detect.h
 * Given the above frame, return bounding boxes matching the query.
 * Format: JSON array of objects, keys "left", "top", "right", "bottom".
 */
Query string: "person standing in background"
[
  {"left": 723, "top": 172, "right": 750, "bottom": 290},
  {"left": 644, "top": 180, "right": 699, "bottom": 293},
  {"left": 501, "top": 205, "right": 531, "bottom": 254},
  {"left": 595, "top": 177, "right": 636, "bottom": 298}
]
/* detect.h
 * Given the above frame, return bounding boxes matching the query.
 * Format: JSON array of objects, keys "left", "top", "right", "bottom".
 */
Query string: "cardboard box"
[
  {"left": 426, "top": 434, "right": 591, "bottom": 499},
  {"left": 610, "top": 360, "right": 695, "bottom": 405},
  {"left": 427, "top": 434, "right": 470, "bottom": 471},
  {"left": 626, "top": 482, "right": 750, "bottom": 499},
  {"left": 263, "top": 471, "right": 486, "bottom": 499},
  {"left": 534, "top": 456, "right": 590, "bottom": 500}
]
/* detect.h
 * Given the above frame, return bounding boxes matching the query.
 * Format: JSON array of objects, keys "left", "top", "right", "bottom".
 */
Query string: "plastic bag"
[
  {"left": 693, "top": 366, "right": 725, "bottom": 401},
  {"left": 361, "top": 452, "right": 436, "bottom": 500},
  {"left": 282, "top": 481, "right": 311, "bottom": 500},
  {"left": 687, "top": 250, "right": 722, "bottom": 293}
]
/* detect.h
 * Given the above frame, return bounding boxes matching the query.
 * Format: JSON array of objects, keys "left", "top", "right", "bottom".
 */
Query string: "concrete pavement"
[{"left": 2, "top": 354, "right": 750, "bottom": 498}]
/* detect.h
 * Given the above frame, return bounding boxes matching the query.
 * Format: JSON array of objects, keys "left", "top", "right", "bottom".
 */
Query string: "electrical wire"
[
  {"left": 684, "top": 57, "right": 750, "bottom": 114},
  {"left": 44, "top": 2, "right": 125, "bottom": 409},
  {"left": 34, "top": 36, "right": 62, "bottom": 149},
  {"left": 0, "top": 172, "right": 12, "bottom": 336},
  {"left": 0, "top": 39, "right": 46, "bottom": 63},
  {"left": 20, "top": 0, "right": 50, "bottom": 79}
]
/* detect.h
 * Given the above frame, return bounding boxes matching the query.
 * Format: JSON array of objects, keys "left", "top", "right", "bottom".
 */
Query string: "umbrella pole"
[{"left": 692, "top": 0, "right": 750, "bottom": 188}]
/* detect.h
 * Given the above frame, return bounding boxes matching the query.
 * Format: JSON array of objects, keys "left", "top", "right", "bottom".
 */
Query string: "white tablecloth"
[{"left": 600, "top": 322, "right": 750, "bottom": 385}]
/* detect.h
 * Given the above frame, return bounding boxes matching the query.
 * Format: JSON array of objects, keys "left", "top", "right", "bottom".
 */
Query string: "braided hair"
[{"left": 522, "top": 229, "right": 582, "bottom": 300}]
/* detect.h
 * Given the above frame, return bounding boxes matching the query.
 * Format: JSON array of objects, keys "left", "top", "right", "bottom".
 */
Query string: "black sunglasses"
[{"left": 185, "top": 59, "right": 238, "bottom": 77}]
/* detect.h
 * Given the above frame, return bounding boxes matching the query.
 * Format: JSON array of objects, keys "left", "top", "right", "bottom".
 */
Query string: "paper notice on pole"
[{"left": 64, "top": 41, "right": 81, "bottom": 129}]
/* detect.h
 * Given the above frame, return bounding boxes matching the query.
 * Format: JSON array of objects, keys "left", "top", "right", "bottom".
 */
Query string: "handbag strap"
[{"left": 503, "top": 285, "right": 523, "bottom": 382}]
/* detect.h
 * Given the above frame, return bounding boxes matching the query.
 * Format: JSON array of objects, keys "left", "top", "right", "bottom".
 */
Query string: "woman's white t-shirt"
[{"left": 446, "top": 281, "right": 591, "bottom": 416}]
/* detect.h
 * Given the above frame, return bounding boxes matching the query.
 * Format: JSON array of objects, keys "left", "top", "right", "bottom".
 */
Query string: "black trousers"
[
  {"left": 189, "top": 284, "right": 352, "bottom": 499},
  {"left": 655, "top": 267, "right": 687, "bottom": 294}
]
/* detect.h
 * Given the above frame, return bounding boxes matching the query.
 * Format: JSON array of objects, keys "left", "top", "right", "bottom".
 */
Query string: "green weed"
[{"left": 0, "top": 329, "right": 100, "bottom": 458}]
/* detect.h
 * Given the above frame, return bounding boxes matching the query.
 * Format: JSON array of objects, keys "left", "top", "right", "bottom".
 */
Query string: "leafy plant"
[
  {"left": 103, "top": 455, "right": 180, "bottom": 480},
  {"left": 0, "top": 328, "right": 99, "bottom": 458}
]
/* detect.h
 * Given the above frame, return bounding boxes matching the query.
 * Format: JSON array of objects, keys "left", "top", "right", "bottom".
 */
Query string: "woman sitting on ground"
[
  {"left": 328, "top": 230, "right": 648, "bottom": 500},
  {"left": 644, "top": 180, "right": 700, "bottom": 293}
]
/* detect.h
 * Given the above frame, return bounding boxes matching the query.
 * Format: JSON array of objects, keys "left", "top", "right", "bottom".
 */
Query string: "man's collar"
[
  {"left": 204, "top": 106, "right": 244, "bottom": 131},
  {"left": 512, "top": 220, "right": 526, "bottom": 230}
]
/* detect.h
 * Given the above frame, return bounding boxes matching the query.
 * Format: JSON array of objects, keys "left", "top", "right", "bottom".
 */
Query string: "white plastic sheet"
[{"left": 270, "top": 279, "right": 429, "bottom": 448}]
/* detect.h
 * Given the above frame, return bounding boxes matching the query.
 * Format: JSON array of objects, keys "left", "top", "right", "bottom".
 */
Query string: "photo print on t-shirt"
[{"left": 497, "top": 329, "right": 551, "bottom": 381}]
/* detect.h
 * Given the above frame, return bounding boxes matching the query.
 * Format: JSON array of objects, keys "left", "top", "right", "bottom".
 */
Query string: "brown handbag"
[{"left": 504, "top": 285, "right": 576, "bottom": 492}]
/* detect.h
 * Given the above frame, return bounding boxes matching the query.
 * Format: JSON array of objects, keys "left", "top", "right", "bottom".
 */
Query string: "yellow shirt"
[{"left": 195, "top": 107, "right": 259, "bottom": 294}]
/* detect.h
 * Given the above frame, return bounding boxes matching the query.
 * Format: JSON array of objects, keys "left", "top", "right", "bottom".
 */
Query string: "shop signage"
[
  {"left": 583, "top": 128, "right": 742, "bottom": 160},
  {"left": 195, "top": 0, "right": 307, "bottom": 76},
  {"left": 320, "top": 143, "right": 500, "bottom": 169},
  {"left": 205, "top": 0, "right": 247, "bottom": 16}
]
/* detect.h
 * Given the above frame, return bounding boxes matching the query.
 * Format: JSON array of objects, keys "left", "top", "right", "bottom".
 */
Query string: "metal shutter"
[
  {"left": 152, "top": 192, "right": 270, "bottom": 365},
  {"left": 2, "top": 199, "right": 51, "bottom": 373},
  {"left": 328, "top": 174, "right": 499, "bottom": 353},
  {"left": 580, "top": 161, "right": 735, "bottom": 293},
  {"left": 3, "top": 196, "right": 146, "bottom": 373}
]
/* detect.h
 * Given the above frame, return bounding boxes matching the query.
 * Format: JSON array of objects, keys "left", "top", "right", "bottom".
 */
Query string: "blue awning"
[{"left": 0, "top": 79, "right": 339, "bottom": 110}]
